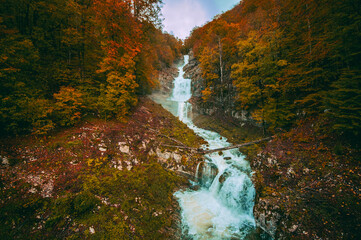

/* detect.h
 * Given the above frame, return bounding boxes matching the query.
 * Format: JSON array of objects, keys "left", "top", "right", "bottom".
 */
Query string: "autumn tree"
[
  {"left": 186, "top": 0, "right": 361, "bottom": 139},
  {"left": 0, "top": 0, "right": 181, "bottom": 135}
]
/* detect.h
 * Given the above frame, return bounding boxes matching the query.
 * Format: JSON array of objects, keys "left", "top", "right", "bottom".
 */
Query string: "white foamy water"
[{"left": 155, "top": 55, "right": 256, "bottom": 239}]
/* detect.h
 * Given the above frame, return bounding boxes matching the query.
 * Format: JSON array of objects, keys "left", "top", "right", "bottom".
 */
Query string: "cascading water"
[
  {"left": 171, "top": 61, "right": 192, "bottom": 121},
  {"left": 159, "top": 55, "right": 256, "bottom": 239}
]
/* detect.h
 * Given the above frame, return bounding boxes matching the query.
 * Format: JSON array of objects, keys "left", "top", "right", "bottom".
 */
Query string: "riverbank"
[
  {"left": 252, "top": 118, "right": 361, "bottom": 239},
  {"left": 183, "top": 52, "right": 361, "bottom": 239},
  {"left": 190, "top": 112, "right": 361, "bottom": 239},
  {"left": 0, "top": 97, "right": 205, "bottom": 239},
  {"left": 191, "top": 113, "right": 273, "bottom": 240}
]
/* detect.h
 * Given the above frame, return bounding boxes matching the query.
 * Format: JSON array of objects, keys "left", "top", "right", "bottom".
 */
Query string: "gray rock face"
[
  {"left": 183, "top": 52, "right": 204, "bottom": 98},
  {"left": 183, "top": 52, "right": 255, "bottom": 123},
  {"left": 156, "top": 148, "right": 172, "bottom": 162},
  {"left": 155, "top": 62, "right": 180, "bottom": 96}
]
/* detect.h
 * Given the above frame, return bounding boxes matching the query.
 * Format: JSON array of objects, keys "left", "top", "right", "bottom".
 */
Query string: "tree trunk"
[
  {"left": 162, "top": 137, "right": 274, "bottom": 154},
  {"left": 218, "top": 37, "right": 224, "bottom": 104}
]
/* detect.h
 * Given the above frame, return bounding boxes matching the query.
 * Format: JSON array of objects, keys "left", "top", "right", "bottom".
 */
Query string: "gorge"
[
  {"left": 1, "top": 0, "right": 360, "bottom": 238},
  {"left": 153, "top": 55, "right": 257, "bottom": 239}
]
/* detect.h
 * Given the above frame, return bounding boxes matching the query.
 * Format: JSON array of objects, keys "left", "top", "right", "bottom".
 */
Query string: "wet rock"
[
  {"left": 154, "top": 63, "right": 180, "bottom": 95},
  {"left": 197, "top": 161, "right": 218, "bottom": 187},
  {"left": 219, "top": 171, "right": 230, "bottom": 184},
  {"left": 189, "top": 184, "right": 201, "bottom": 191}
]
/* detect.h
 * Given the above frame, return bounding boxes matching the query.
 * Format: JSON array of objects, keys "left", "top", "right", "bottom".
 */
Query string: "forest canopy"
[
  {"left": 0, "top": 0, "right": 182, "bottom": 136},
  {"left": 184, "top": 0, "right": 361, "bottom": 141}
]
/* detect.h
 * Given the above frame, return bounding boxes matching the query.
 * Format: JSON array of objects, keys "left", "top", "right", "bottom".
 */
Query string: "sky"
[{"left": 161, "top": 0, "right": 240, "bottom": 39}]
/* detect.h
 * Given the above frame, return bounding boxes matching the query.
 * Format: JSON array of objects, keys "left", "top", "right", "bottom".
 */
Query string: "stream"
[{"left": 153, "top": 55, "right": 256, "bottom": 239}]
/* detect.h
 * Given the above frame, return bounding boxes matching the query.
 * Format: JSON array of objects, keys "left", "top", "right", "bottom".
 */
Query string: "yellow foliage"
[
  {"left": 201, "top": 87, "right": 213, "bottom": 102},
  {"left": 251, "top": 109, "right": 264, "bottom": 123},
  {"left": 54, "top": 87, "right": 84, "bottom": 126},
  {"left": 86, "top": 157, "right": 108, "bottom": 168}
]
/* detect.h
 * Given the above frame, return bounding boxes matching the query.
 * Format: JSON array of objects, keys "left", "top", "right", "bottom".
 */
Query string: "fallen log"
[
  {"left": 201, "top": 137, "right": 273, "bottom": 154},
  {"left": 162, "top": 136, "right": 274, "bottom": 154}
]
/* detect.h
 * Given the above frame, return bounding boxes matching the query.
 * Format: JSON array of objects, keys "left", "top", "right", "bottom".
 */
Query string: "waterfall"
[{"left": 158, "top": 55, "right": 256, "bottom": 239}]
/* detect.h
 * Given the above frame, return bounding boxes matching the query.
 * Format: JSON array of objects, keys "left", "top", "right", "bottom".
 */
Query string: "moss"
[
  {"left": 35, "top": 162, "right": 186, "bottom": 239},
  {"left": 64, "top": 140, "right": 83, "bottom": 149},
  {"left": 0, "top": 179, "right": 48, "bottom": 239},
  {"left": 73, "top": 192, "right": 100, "bottom": 217}
]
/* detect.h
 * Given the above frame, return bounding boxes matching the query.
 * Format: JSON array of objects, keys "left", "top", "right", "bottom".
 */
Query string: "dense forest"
[
  {"left": 1, "top": 0, "right": 361, "bottom": 239},
  {"left": 0, "top": 0, "right": 182, "bottom": 136},
  {"left": 0, "top": 2, "right": 191, "bottom": 238},
  {"left": 184, "top": 0, "right": 361, "bottom": 142},
  {"left": 2, "top": 0, "right": 360, "bottom": 141}
]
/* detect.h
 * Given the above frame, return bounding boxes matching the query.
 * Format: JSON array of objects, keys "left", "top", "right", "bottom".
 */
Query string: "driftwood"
[
  {"left": 201, "top": 137, "right": 273, "bottom": 154},
  {"left": 162, "top": 136, "right": 274, "bottom": 154}
]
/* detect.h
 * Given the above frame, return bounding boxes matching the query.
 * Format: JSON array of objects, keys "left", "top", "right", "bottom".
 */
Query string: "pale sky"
[{"left": 161, "top": 0, "right": 240, "bottom": 39}]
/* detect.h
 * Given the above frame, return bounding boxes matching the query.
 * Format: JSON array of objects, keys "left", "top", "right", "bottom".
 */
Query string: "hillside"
[
  {"left": 183, "top": 0, "right": 361, "bottom": 238},
  {"left": 0, "top": 97, "right": 205, "bottom": 239}
]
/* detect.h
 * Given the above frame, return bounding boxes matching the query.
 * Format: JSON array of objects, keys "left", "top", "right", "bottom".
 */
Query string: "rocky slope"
[
  {"left": 189, "top": 114, "right": 361, "bottom": 239},
  {"left": 184, "top": 52, "right": 252, "bottom": 122},
  {"left": 251, "top": 120, "right": 361, "bottom": 239},
  {"left": 0, "top": 97, "right": 205, "bottom": 239}
]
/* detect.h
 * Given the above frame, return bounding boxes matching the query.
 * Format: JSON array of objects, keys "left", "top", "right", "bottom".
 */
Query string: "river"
[{"left": 152, "top": 55, "right": 256, "bottom": 239}]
